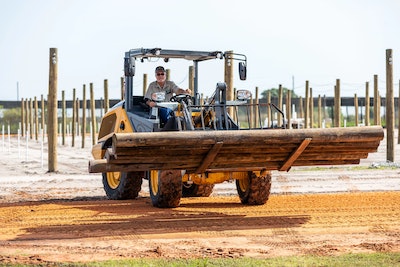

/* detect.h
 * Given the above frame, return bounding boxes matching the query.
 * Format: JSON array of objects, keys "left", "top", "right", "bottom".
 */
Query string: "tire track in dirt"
[{"left": 0, "top": 192, "right": 399, "bottom": 263}]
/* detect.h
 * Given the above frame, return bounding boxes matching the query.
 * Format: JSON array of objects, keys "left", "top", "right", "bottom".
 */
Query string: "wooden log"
[
  {"left": 89, "top": 158, "right": 363, "bottom": 174},
  {"left": 110, "top": 150, "right": 369, "bottom": 165},
  {"left": 112, "top": 126, "right": 384, "bottom": 151}
]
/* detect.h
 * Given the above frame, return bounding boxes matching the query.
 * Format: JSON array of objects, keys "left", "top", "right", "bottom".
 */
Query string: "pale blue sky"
[{"left": 1, "top": 0, "right": 399, "bottom": 101}]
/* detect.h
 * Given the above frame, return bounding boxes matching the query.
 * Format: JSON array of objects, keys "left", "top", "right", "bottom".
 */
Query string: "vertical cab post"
[{"left": 124, "top": 52, "right": 136, "bottom": 111}]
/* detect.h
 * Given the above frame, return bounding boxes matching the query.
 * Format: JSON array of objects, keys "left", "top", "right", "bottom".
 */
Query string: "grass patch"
[{"left": 4, "top": 252, "right": 400, "bottom": 267}]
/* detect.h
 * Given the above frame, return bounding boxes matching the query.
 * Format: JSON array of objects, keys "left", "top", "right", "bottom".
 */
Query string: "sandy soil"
[{"left": 0, "top": 130, "right": 399, "bottom": 264}]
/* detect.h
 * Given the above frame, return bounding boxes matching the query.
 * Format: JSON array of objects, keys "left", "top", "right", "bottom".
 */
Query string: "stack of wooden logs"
[{"left": 89, "top": 126, "right": 384, "bottom": 174}]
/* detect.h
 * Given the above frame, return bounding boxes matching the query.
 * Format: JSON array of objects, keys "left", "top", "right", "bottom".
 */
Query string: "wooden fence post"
[
  {"left": 374, "top": 74, "right": 379, "bottom": 125},
  {"left": 189, "top": 66, "right": 194, "bottom": 94},
  {"left": 62, "top": 90, "right": 66, "bottom": 145},
  {"left": 40, "top": 95, "right": 45, "bottom": 136},
  {"left": 48, "top": 48, "right": 58, "bottom": 172},
  {"left": 72, "top": 88, "right": 76, "bottom": 147},
  {"left": 90, "top": 83, "right": 96, "bottom": 146},
  {"left": 299, "top": 96, "right": 303, "bottom": 119},
  {"left": 398, "top": 80, "right": 400, "bottom": 145},
  {"left": 256, "top": 87, "right": 260, "bottom": 127},
  {"left": 76, "top": 97, "right": 80, "bottom": 137},
  {"left": 224, "top": 51, "right": 234, "bottom": 117},
  {"left": 334, "top": 79, "right": 341, "bottom": 127},
  {"left": 378, "top": 94, "right": 382, "bottom": 125},
  {"left": 310, "top": 88, "right": 314, "bottom": 128},
  {"left": 278, "top": 85, "right": 283, "bottom": 127},
  {"left": 305, "top": 81, "right": 309, "bottom": 128},
  {"left": 34, "top": 97, "right": 38, "bottom": 141},
  {"left": 286, "top": 89, "right": 291, "bottom": 129},
  {"left": 25, "top": 99, "right": 29, "bottom": 136},
  {"left": 143, "top": 74, "right": 148, "bottom": 96},
  {"left": 386, "top": 49, "right": 395, "bottom": 162},
  {"left": 104, "top": 79, "right": 109, "bottom": 114},
  {"left": 29, "top": 98, "right": 33, "bottom": 139},
  {"left": 354, "top": 94, "right": 359, "bottom": 126},
  {"left": 82, "top": 84, "right": 86, "bottom": 148},
  {"left": 21, "top": 98, "right": 25, "bottom": 137},
  {"left": 318, "top": 95, "right": 322, "bottom": 128},
  {"left": 249, "top": 95, "right": 254, "bottom": 128},
  {"left": 267, "top": 91, "right": 271, "bottom": 127},
  {"left": 365, "top": 82, "right": 370, "bottom": 126}
]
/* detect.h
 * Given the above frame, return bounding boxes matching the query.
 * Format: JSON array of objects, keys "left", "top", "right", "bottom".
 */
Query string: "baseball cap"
[{"left": 155, "top": 66, "right": 165, "bottom": 73}]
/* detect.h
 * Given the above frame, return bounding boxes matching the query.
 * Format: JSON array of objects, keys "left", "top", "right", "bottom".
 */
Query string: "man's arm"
[{"left": 170, "top": 81, "right": 191, "bottom": 95}]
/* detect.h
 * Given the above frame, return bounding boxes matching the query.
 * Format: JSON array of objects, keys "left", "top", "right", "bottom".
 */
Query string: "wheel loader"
[{"left": 89, "top": 47, "right": 384, "bottom": 208}]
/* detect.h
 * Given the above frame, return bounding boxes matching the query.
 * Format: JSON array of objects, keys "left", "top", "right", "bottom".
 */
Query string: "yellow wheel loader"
[{"left": 89, "top": 48, "right": 384, "bottom": 208}]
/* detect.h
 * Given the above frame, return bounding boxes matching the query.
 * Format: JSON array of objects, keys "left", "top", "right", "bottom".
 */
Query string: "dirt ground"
[{"left": 0, "top": 130, "right": 399, "bottom": 264}]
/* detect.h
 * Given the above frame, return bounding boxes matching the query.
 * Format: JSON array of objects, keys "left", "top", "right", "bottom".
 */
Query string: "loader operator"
[{"left": 144, "top": 66, "right": 191, "bottom": 124}]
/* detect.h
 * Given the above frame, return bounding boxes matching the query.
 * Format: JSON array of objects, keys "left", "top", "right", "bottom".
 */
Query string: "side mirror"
[
  {"left": 124, "top": 56, "right": 135, "bottom": 77},
  {"left": 238, "top": 62, "right": 247, "bottom": 80}
]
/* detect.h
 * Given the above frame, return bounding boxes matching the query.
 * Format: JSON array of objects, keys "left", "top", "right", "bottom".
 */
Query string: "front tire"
[
  {"left": 149, "top": 170, "right": 182, "bottom": 208},
  {"left": 102, "top": 171, "right": 144, "bottom": 200},
  {"left": 236, "top": 170, "right": 272, "bottom": 205}
]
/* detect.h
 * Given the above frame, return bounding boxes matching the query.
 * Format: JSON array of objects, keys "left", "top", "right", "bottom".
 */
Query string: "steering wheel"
[{"left": 170, "top": 94, "right": 191, "bottom": 103}]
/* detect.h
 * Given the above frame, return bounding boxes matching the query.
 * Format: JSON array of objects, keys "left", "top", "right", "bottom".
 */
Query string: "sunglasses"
[{"left": 156, "top": 73, "right": 165, "bottom": 76}]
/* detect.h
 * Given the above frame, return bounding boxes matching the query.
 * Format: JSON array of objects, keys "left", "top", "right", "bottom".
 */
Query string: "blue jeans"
[{"left": 159, "top": 107, "right": 174, "bottom": 124}]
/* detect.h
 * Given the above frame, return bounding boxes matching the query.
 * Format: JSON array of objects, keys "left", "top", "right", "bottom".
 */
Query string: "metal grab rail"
[{"left": 184, "top": 102, "right": 286, "bottom": 131}]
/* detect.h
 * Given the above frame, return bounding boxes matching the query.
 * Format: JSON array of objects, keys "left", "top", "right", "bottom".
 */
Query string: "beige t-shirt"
[{"left": 145, "top": 81, "right": 179, "bottom": 101}]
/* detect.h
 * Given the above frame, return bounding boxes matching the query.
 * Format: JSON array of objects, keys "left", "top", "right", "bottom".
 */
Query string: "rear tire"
[
  {"left": 102, "top": 171, "right": 144, "bottom": 200},
  {"left": 149, "top": 170, "right": 182, "bottom": 208},
  {"left": 236, "top": 170, "right": 271, "bottom": 205},
  {"left": 182, "top": 183, "right": 214, "bottom": 197}
]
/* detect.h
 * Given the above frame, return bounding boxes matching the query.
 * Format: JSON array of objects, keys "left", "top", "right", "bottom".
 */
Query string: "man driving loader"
[{"left": 144, "top": 66, "right": 191, "bottom": 125}]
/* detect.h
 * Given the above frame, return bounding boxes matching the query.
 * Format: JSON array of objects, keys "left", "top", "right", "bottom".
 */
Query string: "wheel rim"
[
  {"left": 150, "top": 170, "right": 159, "bottom": 195},
  {"left": 106, "top": 172, "right": 121, "bottom": 189},
  {"left": 238, "top": 177, "right": 249, "bottom": 193}
]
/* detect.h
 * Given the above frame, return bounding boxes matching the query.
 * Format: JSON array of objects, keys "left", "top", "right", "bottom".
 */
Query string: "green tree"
[
  {"left": 261, "top": 87, "right": 298, "bottom": 99},
  {"left": 0, "top": 108, "right": 21, "bottom": 134}
]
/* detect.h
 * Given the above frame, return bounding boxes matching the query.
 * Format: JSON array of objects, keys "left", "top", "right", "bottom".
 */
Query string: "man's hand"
[
  {"left": 146, "top": 100, "right": 156, "bottom": 107},
  {"left": 179, "top": 88, "right": 191, "bottom": 95}
]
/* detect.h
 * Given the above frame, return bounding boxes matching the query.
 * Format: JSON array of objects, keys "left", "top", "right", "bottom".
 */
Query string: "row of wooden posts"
[
  {"left": 19, "top": 75, "right": 399, "bottom": 142},
  {"left": 17, "top": 48, "right": 399, "bottom": 172}
]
